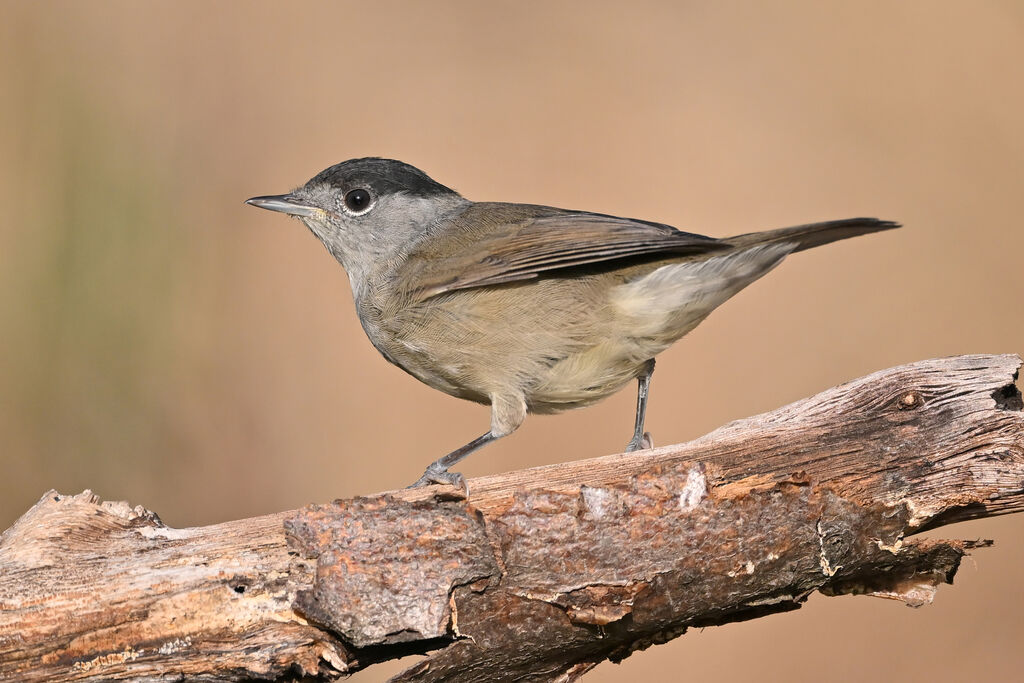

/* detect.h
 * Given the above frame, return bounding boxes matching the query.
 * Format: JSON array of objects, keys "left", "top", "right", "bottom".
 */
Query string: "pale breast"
[{"left": 356, "top": 243, "right": 796, "bottom": 414}]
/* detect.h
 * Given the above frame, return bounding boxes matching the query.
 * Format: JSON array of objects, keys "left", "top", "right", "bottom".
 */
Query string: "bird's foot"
[
  {"left": 625, "top": 432, "right": 654, "bottom": 452},
  {"left": 408, "top": 465, "right": 469, "bottom": 496}
]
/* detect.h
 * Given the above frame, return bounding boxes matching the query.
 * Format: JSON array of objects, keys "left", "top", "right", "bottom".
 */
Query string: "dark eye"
[{"left": 344, "top": 188, "right": 372, "bottom": 213}]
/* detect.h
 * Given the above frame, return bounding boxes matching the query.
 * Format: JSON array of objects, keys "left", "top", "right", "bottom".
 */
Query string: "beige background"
[{"left": 2, "top": 2, "right": 1022, "bottom": 681}]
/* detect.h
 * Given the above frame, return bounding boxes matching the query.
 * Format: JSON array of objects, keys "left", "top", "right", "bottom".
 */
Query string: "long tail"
[{"left": 725, "top": 218, "right": 900, "bottom": 252}]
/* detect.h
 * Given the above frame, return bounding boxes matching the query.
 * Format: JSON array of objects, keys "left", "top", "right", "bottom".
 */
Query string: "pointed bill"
[{"left": 245, "top": 194, "right": 321, "bottom": 218}]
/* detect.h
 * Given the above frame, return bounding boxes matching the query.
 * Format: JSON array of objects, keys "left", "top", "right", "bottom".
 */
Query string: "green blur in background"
[{"left": 1, "top": 2, "right": 1023, "bottom": 681}]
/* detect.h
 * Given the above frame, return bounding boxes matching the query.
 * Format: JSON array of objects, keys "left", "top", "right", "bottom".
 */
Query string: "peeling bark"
[{"left": 1, "top": 354, "right": 1022, "bottom": 682}]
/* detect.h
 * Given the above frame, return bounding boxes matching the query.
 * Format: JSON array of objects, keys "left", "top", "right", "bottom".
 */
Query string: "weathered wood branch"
[{"left": 1, "top": 355, "right": 1022, "bottom": 682}]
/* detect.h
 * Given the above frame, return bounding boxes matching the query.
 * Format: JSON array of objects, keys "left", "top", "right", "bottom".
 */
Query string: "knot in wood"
[{"left": 896, "top": 390, "right": 924, "bottom": 410}]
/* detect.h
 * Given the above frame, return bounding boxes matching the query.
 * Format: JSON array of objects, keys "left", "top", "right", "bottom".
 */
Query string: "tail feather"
[{"left": 725, "top": 218, "right": 900, "bottom": 253}]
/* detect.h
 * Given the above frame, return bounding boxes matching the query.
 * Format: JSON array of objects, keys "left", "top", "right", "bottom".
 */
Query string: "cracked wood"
[{"left": 0, "top": 354, "right": 1022, "bottom": 682}]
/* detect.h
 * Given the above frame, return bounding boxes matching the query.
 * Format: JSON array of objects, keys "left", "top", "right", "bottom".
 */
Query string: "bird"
[{"left": 246, "top": 158, "right": 899, "bottom": 489}]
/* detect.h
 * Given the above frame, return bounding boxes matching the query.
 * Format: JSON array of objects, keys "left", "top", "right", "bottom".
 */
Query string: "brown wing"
[{"left": 400, "top": 202, "right": 728, "bottom": 299}]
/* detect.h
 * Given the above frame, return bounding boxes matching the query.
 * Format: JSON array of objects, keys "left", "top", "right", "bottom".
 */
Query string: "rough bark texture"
[{"left": 1, "top": 354, "right": 1022, "bottom": 682}]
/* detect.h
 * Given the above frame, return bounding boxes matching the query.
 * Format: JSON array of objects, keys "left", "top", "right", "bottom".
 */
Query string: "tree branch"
[{"left": 1, "top": 354, "right": 1022, "bottom": 682}]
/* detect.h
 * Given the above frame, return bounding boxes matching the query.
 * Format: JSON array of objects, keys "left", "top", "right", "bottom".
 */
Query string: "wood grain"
[{"left": 1, "top": 354, "right": 1021, "bottom": 682}]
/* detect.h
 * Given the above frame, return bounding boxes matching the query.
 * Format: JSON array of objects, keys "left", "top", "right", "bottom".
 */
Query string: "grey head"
[{"left": 246, "top": 158, "right": 469, "bottom": 293}]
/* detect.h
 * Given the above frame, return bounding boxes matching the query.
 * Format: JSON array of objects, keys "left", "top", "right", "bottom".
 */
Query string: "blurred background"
[{"left": 2, "top": 1, "right": 1022, "bottom": 680}]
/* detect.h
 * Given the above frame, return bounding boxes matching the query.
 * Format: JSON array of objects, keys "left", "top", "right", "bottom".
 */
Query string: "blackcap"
[{"left": 247, "top": 158, "right": 899, "bottom": 489}]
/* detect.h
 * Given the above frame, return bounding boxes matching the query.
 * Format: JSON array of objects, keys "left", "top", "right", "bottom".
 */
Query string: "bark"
[{"left": 1, "top": 354, "right": 1022, "bottom": 682}]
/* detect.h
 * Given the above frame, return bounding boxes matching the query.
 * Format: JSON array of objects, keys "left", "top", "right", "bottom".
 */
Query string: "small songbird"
[{"left": 247, "top": 158, "right": 899, "bottom": 489}]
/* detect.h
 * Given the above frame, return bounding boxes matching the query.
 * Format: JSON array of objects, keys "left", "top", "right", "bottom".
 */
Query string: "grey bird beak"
[{"left": 245, "top": 194, "right": 321, "bottom": 218}]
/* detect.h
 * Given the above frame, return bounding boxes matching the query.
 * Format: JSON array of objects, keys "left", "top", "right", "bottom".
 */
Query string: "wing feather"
[{"left": 401, "top": 203, "right": 727, "bottom": 299}]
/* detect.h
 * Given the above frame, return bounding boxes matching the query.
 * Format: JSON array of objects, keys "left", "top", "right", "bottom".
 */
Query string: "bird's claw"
[
  {"left": 408, "top": 466, "right": 469, "bottom": 496},
  {"left": 625, "top": 432, "right": 654, "bottom": 452}
]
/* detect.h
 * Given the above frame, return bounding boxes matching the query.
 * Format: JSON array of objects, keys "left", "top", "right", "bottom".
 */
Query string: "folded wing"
[{"left": 402, "top": 203, "right": 729, "bottom": 299}]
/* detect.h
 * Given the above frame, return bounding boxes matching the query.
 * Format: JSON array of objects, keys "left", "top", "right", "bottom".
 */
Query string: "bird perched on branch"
[{"left": 247, "top": 158, "right": 899, "bottom": 489}]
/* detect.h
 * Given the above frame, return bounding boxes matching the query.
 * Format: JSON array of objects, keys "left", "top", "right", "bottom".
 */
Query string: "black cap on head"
[{"left": 309, "top": 158, "right": 459, "bottom": 199}]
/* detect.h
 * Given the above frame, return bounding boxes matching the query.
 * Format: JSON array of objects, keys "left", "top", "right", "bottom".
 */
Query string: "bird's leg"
[
  {"left": 626, "top": 359, "right": 656, "bottom": 452},
  {"left": 409, "top": 432, "right": 498, "bottom": 491},
  {"left": 409, "top": 393, "right": 526, "bottom": 492}
]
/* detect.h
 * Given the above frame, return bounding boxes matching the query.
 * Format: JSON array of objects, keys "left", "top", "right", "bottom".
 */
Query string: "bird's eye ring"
[{"left": 343, "top": 188, "right": 373, "bottom": 214}]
